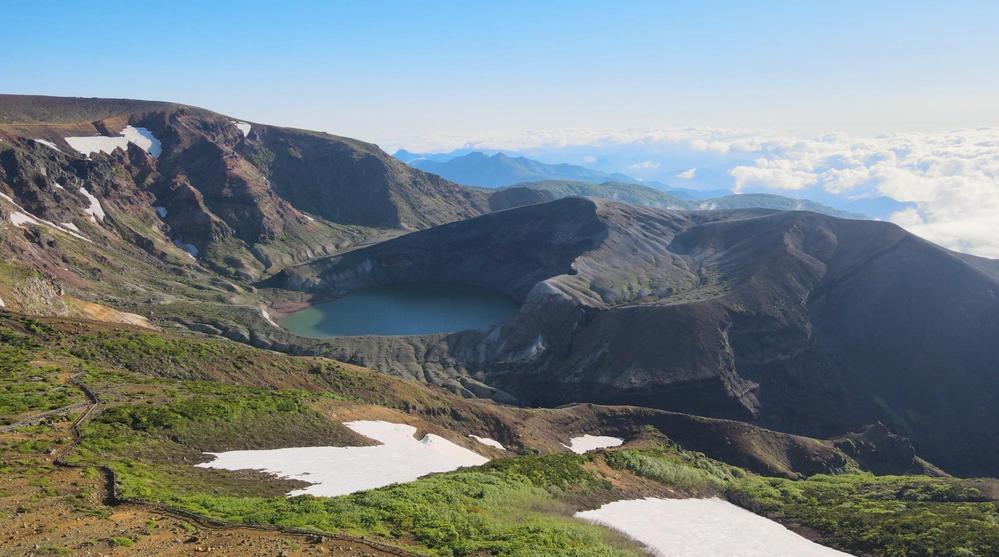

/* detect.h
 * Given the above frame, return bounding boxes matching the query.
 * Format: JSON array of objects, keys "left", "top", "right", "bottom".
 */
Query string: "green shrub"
[{"left": 108, "top": 536, "right": 134, "bottom": 547}]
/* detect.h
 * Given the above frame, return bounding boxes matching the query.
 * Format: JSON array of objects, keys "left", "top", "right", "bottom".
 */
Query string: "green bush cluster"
[
  {"left": 95, "top": 390, "right": 307, "bottom": 433},
  {"left": 7, "top": 316, "right": 995, "bottom": 557},
  {"left": 728, "top": 474, "right": 999, "bottom": 556},
  {"left": 69, "top": 332, "right": 224, "bottom": 371},
  {"left": 605, "top": 447, "right": 745, "bottom": 494},
  {"left": 0, "top": 327, "right": 81, "bottom": 422},
  {"left": 137, "top": 458, "right": 633, "bottom": 557}
]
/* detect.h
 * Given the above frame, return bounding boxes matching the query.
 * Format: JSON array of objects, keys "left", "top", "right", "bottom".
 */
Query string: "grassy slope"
[{"left": 1, "top": 313, "right": 997, "bottom": 556}]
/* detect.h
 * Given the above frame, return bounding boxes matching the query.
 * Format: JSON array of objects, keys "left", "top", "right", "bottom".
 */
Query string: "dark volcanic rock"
[
  {"left": 275, "top": 197, "right": 999, "bottom": 477},
  {"left": 831, "top": 423, "right": 938, "bottom": 476}
]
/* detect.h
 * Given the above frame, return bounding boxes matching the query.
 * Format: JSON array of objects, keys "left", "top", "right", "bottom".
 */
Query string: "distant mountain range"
[
  {"left": 5, "top": 94, "right": 997, "bottom": 482},
  {"left": 394, "top": 149, "right": 911, "bottom": 218},
  {"left": 502, "top": 180, "right": 862, "bottom": 219},
  {"left": 398, "top": 150, "right": 640, "bottom": 189}
]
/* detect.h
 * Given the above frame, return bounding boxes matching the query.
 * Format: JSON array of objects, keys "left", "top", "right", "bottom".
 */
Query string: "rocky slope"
[
  {"left": 0, "top": 94, "right": 545, "bottom": 282},
  {"left": 273, "top": 197, "right": 999, "bottom": 477},
  {"left": 0, "top": 94, "right": 554, "bottom": 342}
]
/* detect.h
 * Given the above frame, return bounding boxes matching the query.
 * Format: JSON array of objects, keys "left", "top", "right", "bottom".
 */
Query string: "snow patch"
[
  {"left": 1, "top": 193, "right": 90, "bottom": 242},
  {"left": 61, "top": 222, "right": 81, "bottom": 233},
  {"left": 34, "top": 139, "right": 63, "bottom": 153},
  {"left": 197, "top": 420, "right": 489, "bottom": 497},
  {"left": 260, "top": 308, "right": 280, "bottom": 328},
  {"left": 53, "top": 182, "right": 65, "bottom": 190},
  {"left": 562, "top": 434, "right": 623, "bottom": 454},
  {"left": 10, "top": 211, "right": 39, "bottom": 226},
  {"left": 576, "top": 498, "right": 853, "bottom": 557},
  {"left": 233, "top": 121, "right": 252, "bottom": 137},
  {"left": 120, "top": 126, "right": 162, "bottom": 157},
  {"left": 65, "top": 126, "right": 161, "bottom": 158},
  {"left": 172, "top": 239, "right": 199, "bottom": 259},
  {"left": 0, "top": 295, "right": 5, "bottom": 309},
  {"left": 154, "top": 206, "right": 168, "bottom": 218},
  {"left": 78, "top": 188, "right": 105, "bottom": 222},
  {"left": 469, "top": 435, "right": 505, "bottom": 450}
]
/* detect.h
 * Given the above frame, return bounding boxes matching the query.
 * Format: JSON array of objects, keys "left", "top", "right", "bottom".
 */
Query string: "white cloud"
[
  {"left": 582, "top": 155, "right": 597, "bottom": 163},
  {"left": 730, "top": 157, "right": 816, "bottom": 191},
  {"left": 391, "top": 126, "right": 999, "bottom": 258},
  {"left": 676, "top": 168, "right": 697, "bottom": 179},
  {"left": 720, "top": 128, "right": 999, "bottom": 257}
]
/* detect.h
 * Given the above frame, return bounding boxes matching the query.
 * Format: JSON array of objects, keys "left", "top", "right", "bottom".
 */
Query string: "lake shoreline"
[{"left": 275, "top": 283, "right": 520, "bottom": 338}]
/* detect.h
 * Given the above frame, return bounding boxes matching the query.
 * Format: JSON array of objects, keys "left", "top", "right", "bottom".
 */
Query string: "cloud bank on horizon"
[{"left": 391, "top": 127, "right": 999, "bottom": 259}]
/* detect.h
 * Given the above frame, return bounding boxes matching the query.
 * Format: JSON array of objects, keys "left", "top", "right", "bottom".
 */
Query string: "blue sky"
[
  {"left": 4, "top": 1, "right": 998, "bottom": 145},
  {"left": 4, "top": 2, "right": 998, "bottom": 258}
]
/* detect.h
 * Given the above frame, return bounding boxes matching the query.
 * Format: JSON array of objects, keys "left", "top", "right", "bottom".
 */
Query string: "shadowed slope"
[{"left": 274, "top": 198, "right": 999, "bottom": 476}]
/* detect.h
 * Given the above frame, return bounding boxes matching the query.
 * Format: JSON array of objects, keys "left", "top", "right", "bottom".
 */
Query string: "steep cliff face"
[
  {"left": 274, "top": 198, "right": 999, "bottom": 476},
  {"left": 0, "top": 95, "right": 510, "bottom": 282},
  {"left": 271, "top": 196, "right": 608, "bottom": 299}
]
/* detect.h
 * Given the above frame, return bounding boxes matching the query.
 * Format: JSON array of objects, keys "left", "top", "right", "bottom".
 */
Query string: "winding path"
[{"left": 39, "top": 372, "right": 419, "bottom": 557}]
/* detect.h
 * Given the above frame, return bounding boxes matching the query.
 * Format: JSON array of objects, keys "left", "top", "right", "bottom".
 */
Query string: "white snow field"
[
  {"left": 79, "top": 188, "right": 105, "bottom": 222},
  {"left": 196, "top": 420, "right": 489, "bottom": 497},
  {"left": 65, "top": 126, "right": 161, "bottom": 158},
  {"left": 575, "top": 498, "right": 853, "bottom": 557},
  {"left": 562, "top": 434, "right": 624, "bottom": 454},
  {"left": 233, "top": 121, "right": 252, "bottom": 137},
  {"left": 469, "top": 435, "right": 505, "bottom": 450}
]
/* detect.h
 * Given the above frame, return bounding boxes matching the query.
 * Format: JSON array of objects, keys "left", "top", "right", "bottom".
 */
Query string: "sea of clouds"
[{"left": 392, "top": 127, "right": 999, "bottom": 258}]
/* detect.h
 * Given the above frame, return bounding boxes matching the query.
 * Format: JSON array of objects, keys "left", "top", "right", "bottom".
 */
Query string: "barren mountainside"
[
  {"left": 0, "top": 94, "right": 538, "bottom": 281},
  {"left": 3, "top": 94, "right": 998, "bottom": 480},
  {"left": 275, "top": 198, "right": 999, "bottom": 477}
]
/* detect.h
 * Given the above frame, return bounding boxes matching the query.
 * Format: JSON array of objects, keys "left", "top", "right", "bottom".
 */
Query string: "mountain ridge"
[
  {"left": 401, "top": 149, "right": 642, "bottom": 188},
  {"left": 272, "top": 197, "right": 999, "bottom": 476},
  {"left": 500, "top": 179, "right": 862, "bottom": 218},
  {"left": 0, "top": 94, "right": 551, "bottom": 281}
]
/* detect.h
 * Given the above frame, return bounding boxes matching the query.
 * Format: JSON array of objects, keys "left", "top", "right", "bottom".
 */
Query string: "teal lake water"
[{"left": 280, "top": 283, "right": 519, "bottom": 337}]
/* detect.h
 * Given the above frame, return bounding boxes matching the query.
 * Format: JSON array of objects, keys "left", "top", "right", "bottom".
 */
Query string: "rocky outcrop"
[
  {"left": 831, "top": 423, "right": 943, "bottom": 476},
  {"left": 8, "top": 276, "right": 68, "bottom": 316}
]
